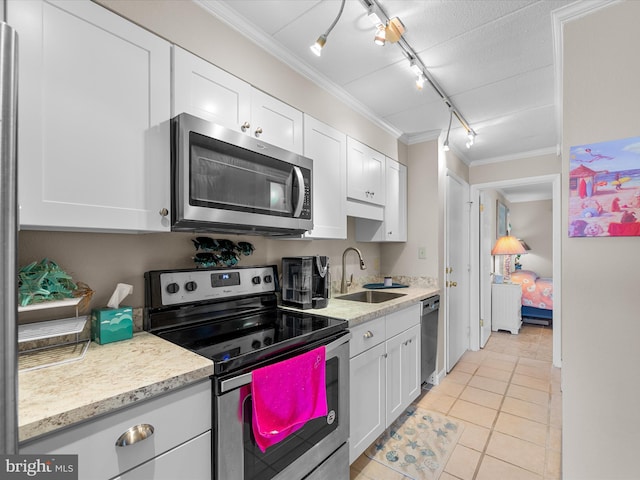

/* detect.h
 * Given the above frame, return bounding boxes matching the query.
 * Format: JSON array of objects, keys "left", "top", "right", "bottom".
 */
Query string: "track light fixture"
[
  {"left": 358, "top": 0, "right": 477, "bottom": 150},
  {"left": 310, "top": 0, "right": 346, "bottom": 57},
  {"left": 443, "top": 109, "right": 453, "bottom": 152},
  {"left": 465, "top": 130, "right": 476, "bottom": 149},
  {"left": 374, "top": 24, "right": 386, "bottom": 46}
]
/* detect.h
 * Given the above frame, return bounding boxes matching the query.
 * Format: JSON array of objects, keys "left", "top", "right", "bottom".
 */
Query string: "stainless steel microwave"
[{"left": 171, "top": 113, "right": 313, "bottom": 236}]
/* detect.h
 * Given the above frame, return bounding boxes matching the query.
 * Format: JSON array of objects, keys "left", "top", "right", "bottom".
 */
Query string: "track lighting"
[
  {"left": 374, "top": 24, "right": 386, "bottom": 46},
  {"left": 415, "top": 73, "right": 425, "bottom": 90},
  {"left": 443, "top": 109, "right": 452, "bottom": 152},
  {"left": 367, "top": 5, "right": 383, "bottom": 26},
  {"left": 465, "top": 130, "right": 476, "bottom": 149},
  {"left": 310, "top": 0, "right": 345, "bottom": 57}
]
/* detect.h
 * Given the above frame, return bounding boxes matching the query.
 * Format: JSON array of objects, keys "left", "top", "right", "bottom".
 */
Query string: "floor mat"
[{"left": 365, "top": 405, "right": 464, "bottom": 480}]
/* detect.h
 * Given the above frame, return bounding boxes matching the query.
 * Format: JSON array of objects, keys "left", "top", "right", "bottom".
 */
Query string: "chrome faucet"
[{"left": 341, "top": 247, "right": 367, "bottom": 293}]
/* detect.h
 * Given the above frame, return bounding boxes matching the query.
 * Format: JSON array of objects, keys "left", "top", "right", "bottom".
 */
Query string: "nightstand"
[{"left": 492, "top": 283, "right": 522, "bottom": 334}]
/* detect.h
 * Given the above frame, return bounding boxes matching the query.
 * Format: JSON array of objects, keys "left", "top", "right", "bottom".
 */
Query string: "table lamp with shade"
[{"left": 491, "top": 235, "right": 527, "bottom": 283}]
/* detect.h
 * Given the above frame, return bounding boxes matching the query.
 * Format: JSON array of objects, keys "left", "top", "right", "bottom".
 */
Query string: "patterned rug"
[{"left": 365, "top": 406, "right": 464, "bottom": 480}]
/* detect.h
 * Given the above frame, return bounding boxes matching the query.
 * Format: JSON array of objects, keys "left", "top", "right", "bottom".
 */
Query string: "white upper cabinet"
[
  {"left": 172, "top": 46, "right": 303, "bottom": 154},
  {"left": 172, "top": 46, "right": 251, "bottom": 132},
  {"left": 303, "top": 115, "right": 347, "bottom": 239},
  {"left": 355, "top": 157, "right": 407, "bottom": 242},
  {"left": 11, "top": 0, "right": 171, "bottom": 232},
  {"left": 346, "top": 137, "right": 385, "bottom": 206}
]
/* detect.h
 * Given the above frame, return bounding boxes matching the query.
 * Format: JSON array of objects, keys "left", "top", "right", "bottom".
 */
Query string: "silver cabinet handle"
[
  {"left": 363, "top": 330, "right": 374, "bottom": 339},
  {"left": 241, "top": 121, "right": 250, "bottom": 132},
  {"left": 115, "top": 424, "right": 155, "bottom": 447},
  {"left": 254, "top": 127, "right": 263, "bottom": 137},
  {"left": 159, "top": 208, "right": 169, "bottom": 217}
]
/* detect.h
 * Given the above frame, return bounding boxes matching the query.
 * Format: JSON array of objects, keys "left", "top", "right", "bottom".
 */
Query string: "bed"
[{"left": 510, "top": 270, "right": 553, "bottom": 326}]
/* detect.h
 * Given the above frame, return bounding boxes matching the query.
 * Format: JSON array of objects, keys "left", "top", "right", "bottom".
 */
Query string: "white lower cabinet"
[
  {"left": 349, "top": 304, "right": 421, "bottom": 464},
  {"left": 20, "top": 381, "right": 212, "bottom": 480},
  {"left": 114, "top": 431, "right": 211, "bottom": 480}
]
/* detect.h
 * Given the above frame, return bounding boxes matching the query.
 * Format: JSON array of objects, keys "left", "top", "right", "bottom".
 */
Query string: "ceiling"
[{"left": 199, "top": 0, "right": 576, "bottom": 165}]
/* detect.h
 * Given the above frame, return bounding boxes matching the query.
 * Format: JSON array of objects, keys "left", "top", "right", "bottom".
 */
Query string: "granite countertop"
[
  {"left": 18, "top": 283, "right": 438, "bottom": 444},
  {"left": 18, "top": 332, "right": 213, "bottom": 443},
  {"left": 282, "top": 285, "right": 440, "bottom": 328}
]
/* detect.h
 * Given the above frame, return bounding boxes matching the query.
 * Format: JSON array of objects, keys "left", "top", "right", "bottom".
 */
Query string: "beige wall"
[
  {"left": 509, "top": 200, "right": 553, "bottom": 277},
  {"left": 18, "top": 219, "right": 383, "bottom": 310},
  {"left": 382, "top": 140, "right": 439, "bottom": 278},
  {"left": 563, "top": 2, "right": 640, "bottom": 477},
  {"left": 469, "top": 152, "right": 560, "bottom": 184}
]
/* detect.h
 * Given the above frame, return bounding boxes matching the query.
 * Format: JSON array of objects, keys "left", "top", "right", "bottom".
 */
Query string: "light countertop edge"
[
  {"left": 18, "top": 332, "right": 214, "bottom": 443},
  {"left": 281, "top": 286, "right": 440, "bottom": 327}
]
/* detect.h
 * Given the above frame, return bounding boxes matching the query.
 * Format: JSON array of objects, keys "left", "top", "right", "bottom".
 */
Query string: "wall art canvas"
[
  {"left": 569, "top": 136, "right": 640, "bottom": 237},
  {"left": 497, "top": 200, "right": 508, "bottom": 237}
]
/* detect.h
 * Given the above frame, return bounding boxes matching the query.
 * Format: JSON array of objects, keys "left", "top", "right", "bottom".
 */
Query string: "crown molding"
[{"left": 195, "top": 0, "right": 403, "bottom": 140}]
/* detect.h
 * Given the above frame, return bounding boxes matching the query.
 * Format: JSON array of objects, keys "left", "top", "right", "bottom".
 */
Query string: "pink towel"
[{"left": 251, "top": 346, "right": 327, "bottom": 452}]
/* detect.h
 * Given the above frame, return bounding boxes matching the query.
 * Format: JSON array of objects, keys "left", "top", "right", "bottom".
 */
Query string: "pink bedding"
[{"left": 510, "top": 270, "right": 553, "bottom": 310}]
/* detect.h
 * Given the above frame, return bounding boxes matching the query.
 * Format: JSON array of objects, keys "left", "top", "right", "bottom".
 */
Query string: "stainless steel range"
[{"left": 144, "top": 265, "right": 350, "bottom": 480}]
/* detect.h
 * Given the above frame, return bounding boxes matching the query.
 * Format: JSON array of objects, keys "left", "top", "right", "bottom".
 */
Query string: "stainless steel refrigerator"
[{"left": 0, "top": 20, "right": 19, "bottom": 455}]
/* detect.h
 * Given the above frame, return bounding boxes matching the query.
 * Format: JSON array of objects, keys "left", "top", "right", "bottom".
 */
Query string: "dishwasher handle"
[{"left": 421, "top": 295, "right": 440, "bottom": 314}]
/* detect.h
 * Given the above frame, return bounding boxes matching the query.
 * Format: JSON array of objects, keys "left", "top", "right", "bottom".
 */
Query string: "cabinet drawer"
[
  {"left": 349, "top": 316, "right": 385, "bottom": 358},
  {"left": 386, "top": 304, "right": 420, "bottom": 339},
  {"left": 21, "top": 381, "right": 211, "bottom": 480}
]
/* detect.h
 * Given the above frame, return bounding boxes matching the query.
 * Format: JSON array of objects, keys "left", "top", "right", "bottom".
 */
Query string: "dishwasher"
[{"left": 421, "top": 294, "right": 440, "bottom": 385}]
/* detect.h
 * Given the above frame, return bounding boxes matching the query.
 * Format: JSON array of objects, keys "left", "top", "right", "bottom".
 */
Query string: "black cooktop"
[
  {"left": 156, "top": 308, "right": 347, "bottom": 375},
  {"left": 144, "top": 265, "right": 347, "bottom": 376}
]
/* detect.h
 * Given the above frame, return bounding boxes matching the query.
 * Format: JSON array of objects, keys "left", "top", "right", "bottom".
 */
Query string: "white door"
[
  {"left": 446, "top": 173, "right": 470, "bottom": 371},
  {"left": 479, "top": 191, "right": 493, "bottom": 346}
]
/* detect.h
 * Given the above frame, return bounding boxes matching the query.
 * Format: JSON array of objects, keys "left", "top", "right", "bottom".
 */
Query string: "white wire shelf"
[
  {"left": 18, "top": 296, "right": 82, "bottom": 313},
  {"left": 18, "top": 315, "right": 88, "bottom": 343}
]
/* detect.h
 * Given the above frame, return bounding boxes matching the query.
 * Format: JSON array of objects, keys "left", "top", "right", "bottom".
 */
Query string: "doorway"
[{"left": 469, "top": 174, "right": 561, "bottom": 368}]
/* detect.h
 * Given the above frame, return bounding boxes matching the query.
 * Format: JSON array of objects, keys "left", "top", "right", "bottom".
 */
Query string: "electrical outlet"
[{"left": 418, "top": 247, "right": 426, "bottom": 259}]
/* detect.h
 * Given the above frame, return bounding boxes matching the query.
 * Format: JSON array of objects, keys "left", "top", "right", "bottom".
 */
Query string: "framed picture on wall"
[{"left": 497, "top": 200, "right": 508, "bottom": 237}]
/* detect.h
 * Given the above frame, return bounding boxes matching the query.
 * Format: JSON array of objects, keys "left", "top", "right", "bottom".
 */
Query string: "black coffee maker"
[{"left": 281, "top": 256, "right": 330, "bottom": 309}]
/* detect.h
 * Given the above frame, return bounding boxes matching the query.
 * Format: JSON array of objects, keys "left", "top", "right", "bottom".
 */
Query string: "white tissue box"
[{"left": 91, "top": 307, "right": 133, "bottom": 345}]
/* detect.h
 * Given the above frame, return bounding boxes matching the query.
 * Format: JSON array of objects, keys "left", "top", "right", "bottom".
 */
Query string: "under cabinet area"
[
  {"left": 20, "top": 381, "right": 212, "bottom": 480},
  {"left": 172, "top": 46, "right": 303, "bottom": 154},
  {"left": 10, "top": 0, "right": 171, "bottom": 232},
  {"left": 348, "top": 303, "right": 421, "bottom": 464}
]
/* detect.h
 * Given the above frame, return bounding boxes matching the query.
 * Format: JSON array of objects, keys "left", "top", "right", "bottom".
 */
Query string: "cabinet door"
[
  {"left": 347, "top": 137, "right": 385, "bottom": 206},
  {"left": 10, "top": 0, "right": 171, "bottom": 232},
  {"left": 349, "top": 342, "right": 386, "bottom": 464},
  {"left": 303, "top": 115, "right": 347, "bottom": 239},
  {"left": 384, "top": 159, "right": 407, "bottom": 242},
  {"left": 491, "top": 283, "right": 522, "bottom": 334},
  {"left": 250, "top": 88, "right": 303, "bottom": 154},
  {"left": 401, "top": 324, "right": 422, "bottom": 405},
  {"left": 115, "top": 431, "right": 211, "bottom": 480},
  {"left": 172, "top": 46, "right": 251, "bottom": 132},
  {"left": 385, "top": 331, "right": 404, "bottom": 424}
]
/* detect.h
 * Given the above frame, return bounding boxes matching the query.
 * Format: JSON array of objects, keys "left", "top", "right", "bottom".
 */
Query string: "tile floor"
[{"left": 350, "top": 324, "right": 561, "bottom": 480}]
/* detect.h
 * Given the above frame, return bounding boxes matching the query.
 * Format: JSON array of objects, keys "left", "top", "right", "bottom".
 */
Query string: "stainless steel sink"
[{"left": 337, "top": 290, "right": 406, "bottom": 303}]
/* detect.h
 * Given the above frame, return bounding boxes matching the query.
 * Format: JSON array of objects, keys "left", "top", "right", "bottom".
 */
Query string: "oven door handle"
[{"left": 219, "top": 332, "right": 351, "bottom": 394}]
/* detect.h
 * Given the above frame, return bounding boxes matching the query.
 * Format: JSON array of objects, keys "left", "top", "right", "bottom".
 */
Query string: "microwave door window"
[{"left": 190, "top": 140, "right": 294, "bottom": 216}]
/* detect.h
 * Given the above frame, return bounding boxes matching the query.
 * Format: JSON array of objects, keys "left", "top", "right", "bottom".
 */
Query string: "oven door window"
[
  {"left": 189, "top": 132, "right": 305, "bottom": 218},
  {"left": 241, "top": 357, "right": 339, "bottom": 480}
]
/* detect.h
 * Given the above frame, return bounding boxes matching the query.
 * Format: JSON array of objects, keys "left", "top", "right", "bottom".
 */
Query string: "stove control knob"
[
  {"left": 166, "top": 282, "right": 179, "bottom": 294},
  {"left": 263, "top": 337, "right": 273, "bottom": 346},
  {"left": 185, "top": 281, "right": 198, "bottom": 292},
  {"left": 263, "top": 275, "right": 273, "bottom": 284},
  {"left": 252, "top": 276, "right": 261, "bottom": 285},
  {"left": 251, "top": 340, "right": 261, "bottom": 350}
]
